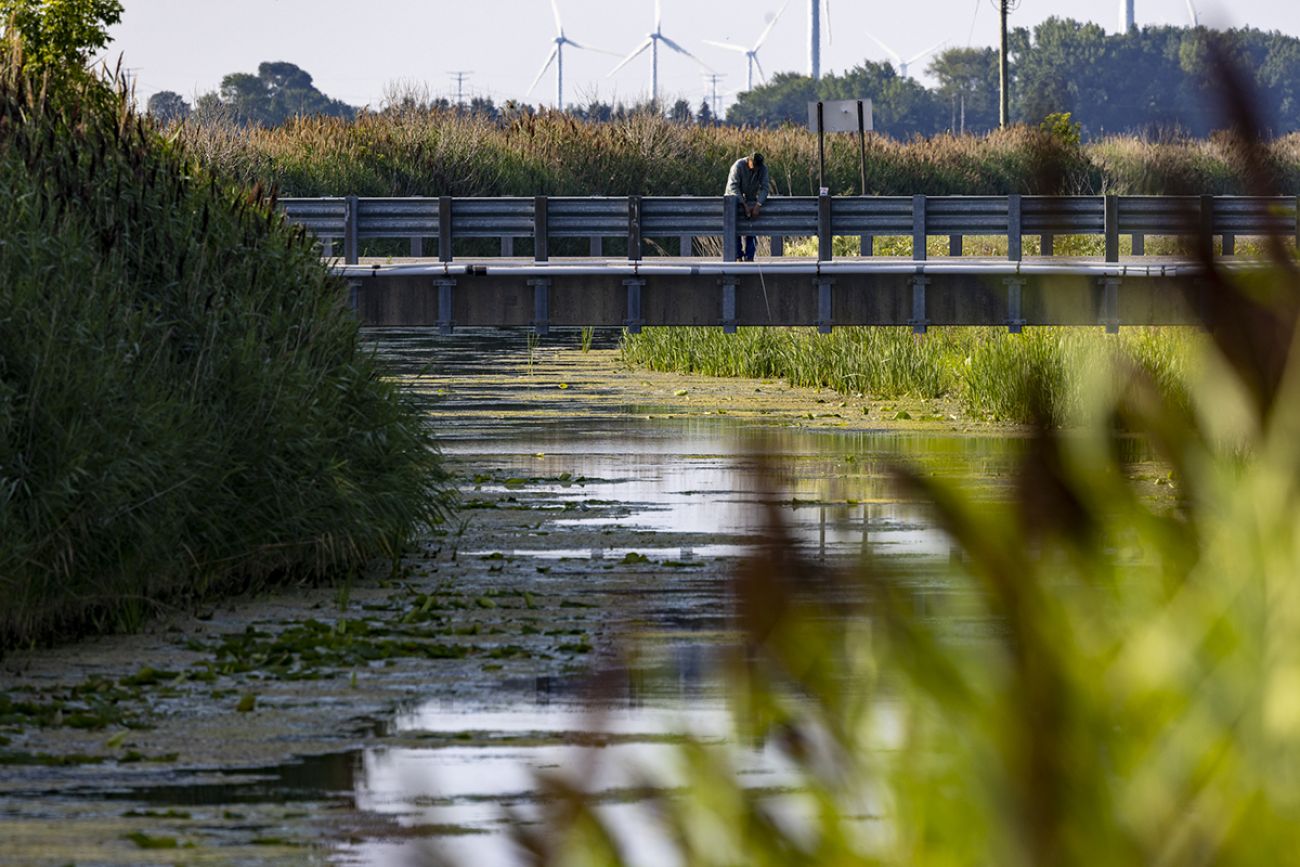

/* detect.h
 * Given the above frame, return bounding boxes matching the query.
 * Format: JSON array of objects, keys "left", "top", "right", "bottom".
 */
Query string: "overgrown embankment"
[
  {"left": 0, "top": 72, "right": 450, "bottom": 649},
  {"left": 177, "top": 110, "right": 1300, "bottom": 198},
  {"left": 621, "top": 326, "right": 1199, "bottom": 424}
]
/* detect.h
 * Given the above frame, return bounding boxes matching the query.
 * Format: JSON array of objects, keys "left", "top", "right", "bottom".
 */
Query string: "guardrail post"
[
  {"left": 501, "top": 237, "right": 514, "bottom": 257},
  {"left": 818, "top": 194, "right": 834, "bottom": 261},
  {"left": 1004, "top": 278, "right": 1026, "bottom": 333},
  {"left": 720, "top": 277, "right": 738, "bottom": 334},
  {"left": 680, "top": 235, "right": 693, "bottom": 257},
  {"left": 590, "top": 236, "right": 604, "bottom": 257},
  {"left": 1041, "top": 232, "right": 1054, "bottom": 256},
  {"left": 409, "top": 237, "right": 424, "bottom": 258},
  {"left": 949, "top": 235, "right": 963, "bottom": 257},
  {"left": 529, "top": 278, "right": 550, "bottom": 336},
  {"left": 322, "top": 239, "right": 335, "bottom": 258},
  {"left": 436, "top": 278, "right": 455, "bottom": 336},
  {"left": 816, "top": 278, "right": 834, "bottom": 334},
  {"left": 723, "top": 195, "right": 738, "bottom": 262},
  {"left": 912, "top": 194, "right": 927, "bottom": 262},
  {"left": 860, "top": 234, "right": 873, "bottom": 257},
  {"left": 1100, "top": 276, "right": 1121, "bottom": 334},
  {"left": 1132, "top": 233, "right": 1145, "bottom": 256},
  {"left": 1008, "top": 194, "right": 1022, "bottom": 262},
  {"left": 910, "top": 274, "right": 930, "bottom": 335},
  {"left": 534, "top": 196, "right": 549, "bottom": 263},
  {"left": 344, "top": 195, "right": 359, "bottom": 265},
  {"left": 347, "top": 279, "right": 361, "bottom": 314},
  {"left": 1295, "top": 195, "right": 1299, "bottom": 251},
  {"left": 623, "top": 278, "right": 645, "bottom": 334},
  {"left": 771, "top": 236, "right": 784, "bottom": 257},
  {"left": 438, "top": 196, "right": 453, "bottom": 263},
  {"left": 629, "top": 196, "right": 643, "bottom": 262},
  {"left": 1222, "top": 233, "right": 1235, "bottom": 256},
  {"left": 1199, "top": 195, "right": 1214, "bottom": 259},
  {"left": 1104, "top": 195, "right": 1119, "bottom": 263}
]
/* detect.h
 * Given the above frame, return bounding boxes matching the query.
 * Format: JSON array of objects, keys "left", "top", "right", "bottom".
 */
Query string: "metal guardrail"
[{"left": 280, "top": 194, "right": 1300, "bottom": 266}]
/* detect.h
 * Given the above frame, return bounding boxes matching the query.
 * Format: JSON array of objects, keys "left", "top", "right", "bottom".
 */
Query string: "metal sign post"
[
  {"left": 808, "top": 99, "right": 874, "bottom": 196},
  {"left": 817, "top": 101, "right": 826, "bottom": 196}
]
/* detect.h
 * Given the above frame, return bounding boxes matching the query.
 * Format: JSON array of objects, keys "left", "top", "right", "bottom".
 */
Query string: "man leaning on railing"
[{"left": 725, "top": 152, "right": 769, "bottom": 262}]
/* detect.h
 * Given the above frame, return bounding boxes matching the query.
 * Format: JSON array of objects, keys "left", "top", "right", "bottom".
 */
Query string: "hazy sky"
[{"left": 105, "top": 1, "right": 1294, "bottom": 111}]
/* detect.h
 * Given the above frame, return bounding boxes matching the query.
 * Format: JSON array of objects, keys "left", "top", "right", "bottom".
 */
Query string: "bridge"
[{"left": 280, "top": 195, "right": 1300, "bottom": 333}]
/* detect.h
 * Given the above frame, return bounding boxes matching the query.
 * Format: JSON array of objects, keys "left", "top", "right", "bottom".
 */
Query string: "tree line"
[{"left": 149, "top": 19, "right": 1300, "bottom": 138}]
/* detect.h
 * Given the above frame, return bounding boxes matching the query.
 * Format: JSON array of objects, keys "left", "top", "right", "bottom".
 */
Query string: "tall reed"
[
  {"left": 0, "top": 67, "right": 450, "bottom": 648},
  {"left": 173, "top": 110, "right": 1300, "bottom": 198}
]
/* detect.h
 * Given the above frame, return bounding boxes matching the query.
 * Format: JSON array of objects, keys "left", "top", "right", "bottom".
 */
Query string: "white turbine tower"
[
  {"left": 526, "top": 0, "right": 614, "bottom": 112},
  {"left": 1119, "top": 0, "right": 1135, "bottom": 33},
  {"left": 704, "top": 1, "right": 791, "bottom": 91},
  {"left": 863, "top": 31, "right": 946, "bottom": 79},
  {"left": 609, "top": 0, "right": 712, "bottom": 105},
  {"left": 808, "top": 0, "right": 832, "bottom": 81}
]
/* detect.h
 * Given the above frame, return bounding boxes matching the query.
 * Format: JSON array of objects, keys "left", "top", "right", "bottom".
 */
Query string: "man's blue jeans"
[{"left": 734, "top": 234, "right": 757, "bottom": 261}]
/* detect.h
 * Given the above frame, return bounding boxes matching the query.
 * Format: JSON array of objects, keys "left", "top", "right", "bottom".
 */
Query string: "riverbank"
[{"left": 0, "top": 333, "right": 1042, "bottom": 863}]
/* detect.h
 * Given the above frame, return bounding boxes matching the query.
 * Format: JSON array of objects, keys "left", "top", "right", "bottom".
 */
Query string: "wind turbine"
[
  {"left": 609, "top": 0, "right": 712, "bottom": 105},
  {"left": 808, "top": 0, "right": 832, "bottom": 80},
  {"left": 704, "top": 0, "right": 790, "bottom": 91},
  {"left": 526, "top": 0, "right": 615, "bottom": 112},
  {"left": 1185, "top": 0, "right": 1199, "bottom": 26},
  {"left": 863, "top": 31, "right": 946, "bottom": 79}
]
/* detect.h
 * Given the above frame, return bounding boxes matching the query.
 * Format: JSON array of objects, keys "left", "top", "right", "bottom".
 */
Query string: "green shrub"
[{"left": 0, "top": 69, "right": 450, "bottom": 648}]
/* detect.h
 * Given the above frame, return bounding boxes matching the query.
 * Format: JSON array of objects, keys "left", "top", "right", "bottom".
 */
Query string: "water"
[{"left": 1, "top": 328, "right": 1032, "bottom": 865}]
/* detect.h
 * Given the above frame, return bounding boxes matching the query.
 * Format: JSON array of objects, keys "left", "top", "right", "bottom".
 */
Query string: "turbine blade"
[
  {"left": 608, "top": 38, "right": 652, "bottom": 76},
  {"left": 527, "top": 46, "right": 559, "bottom": 95},
  {"left": 753, "top": 0, "right": 790, "bottom": 50},
  {"left": 655, "top": 0, "right": 662, "bottom": 30},
  {"left": 659, "top": 33, "right": 712, "bottom": 70},
  {"left": 862, "top": 30, "right": 900, "bottom": 64},
  {"left": 753, "top": 54, "right": 768, "bottom": 84},
  {"left": 550, "top": 0, "right": 563, "bottom": 35},
  {"left": 703, "top": 39, "right": 750, "bottom": 54},
  {"left": 1185, "top": 0, "right": 1199, "bottom": 25},
  {"left": 566, "top": 38, "right": 621, "bottom": 57},
  {"left": 906, "top": 40, "right": 947, "bottom": 65},
  {"left": 824, "top": 0, "right": 832, "bottom": 45}
]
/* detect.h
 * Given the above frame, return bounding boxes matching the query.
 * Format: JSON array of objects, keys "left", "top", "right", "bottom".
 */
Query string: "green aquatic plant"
[
  {"left": 621, "top": 325, "right": 1199, "bottom": 425},
  {"left": 0, "top": 61, "right": 450, "bottom": 648}
]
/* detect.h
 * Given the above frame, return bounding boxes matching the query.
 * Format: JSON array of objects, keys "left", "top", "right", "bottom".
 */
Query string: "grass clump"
[
  {"left": 0, "top": 67, "right": 450, "bottom": 649},
  {"left": 621, "top": 326, "right": 1201, "bottom": 424}
]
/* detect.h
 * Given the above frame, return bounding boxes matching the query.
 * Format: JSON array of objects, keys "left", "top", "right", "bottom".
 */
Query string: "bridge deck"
[{"left": 337, "top": 254, "right": 1237, "bottom": 333}]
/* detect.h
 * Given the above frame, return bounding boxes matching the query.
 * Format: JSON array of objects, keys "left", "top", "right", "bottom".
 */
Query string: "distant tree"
[
  {"left": 727, "top": 72, "right": 817, "bottom": 127},
  {"left": 728, "top": 65, "right": 944, "bottom": 138},
  {"left": 467, "top": 96, "right": 499, "bottom": 120},
  {"left": 146, "top": 90, "right": 190, "bottom": 124},
  {"left": 696, "top": 98, "right": 715, "bottom": 126},
  {"left": 929, "top": 47, "right": 999, "bottom": 134},
  {"left": 193, "top": 61, "right": 354, "bottom": 127},
  {"left": 670, "top": 98, "right": 693, "bottom": 123},
  {"left": 0, "top": 0, "right": 122, "bottom": 71}
]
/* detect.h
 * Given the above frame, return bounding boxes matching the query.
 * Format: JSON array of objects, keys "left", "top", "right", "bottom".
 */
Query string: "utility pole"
[
  {"left": 704, "top": 74, "right": 725, "bottom": 120},
  {"left": 448, "top": 70, "right": 472, "bottom": 108}
]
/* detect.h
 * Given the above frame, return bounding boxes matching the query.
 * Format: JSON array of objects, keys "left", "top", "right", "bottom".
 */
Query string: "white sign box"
[{"left": 808, "top": 99, "right": 874, "bottom": 133}]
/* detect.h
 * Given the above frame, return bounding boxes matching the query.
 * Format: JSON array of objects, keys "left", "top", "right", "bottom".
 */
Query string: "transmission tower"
[
  {"left": 704, "top": 73, "right": 725, "bottom": 120},
  {"left": 448, "top": 70, "right": 473, "bottom": 108}
]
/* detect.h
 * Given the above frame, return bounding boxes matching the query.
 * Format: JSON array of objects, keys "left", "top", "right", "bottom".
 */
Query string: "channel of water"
[{"left": 2, "top": 328, "right": 1051, "bottom": 864}]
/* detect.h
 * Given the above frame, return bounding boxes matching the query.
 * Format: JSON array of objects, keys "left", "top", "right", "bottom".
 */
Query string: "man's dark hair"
[{"left": 750, "top": 152, "right": 765, "bottom": 166}]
